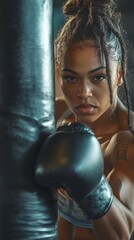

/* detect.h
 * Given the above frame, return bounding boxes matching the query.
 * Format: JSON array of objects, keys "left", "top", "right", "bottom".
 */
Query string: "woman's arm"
[{"left": 93, "top": 159, "right": 134, "bottom": 240}]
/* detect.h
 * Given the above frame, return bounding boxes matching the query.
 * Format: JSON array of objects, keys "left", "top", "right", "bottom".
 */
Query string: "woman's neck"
[{"left": 85, "top": 98, "right": 128, "bottom": 138}]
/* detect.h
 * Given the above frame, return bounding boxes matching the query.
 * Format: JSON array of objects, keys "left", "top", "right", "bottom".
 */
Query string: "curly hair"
[{"left": 55, "top": 0, "right": 133, "bottom": 134}]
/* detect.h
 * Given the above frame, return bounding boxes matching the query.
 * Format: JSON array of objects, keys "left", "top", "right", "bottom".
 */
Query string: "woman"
[{"left": 55, "top": 0, "right": 134, "bottom": 239}]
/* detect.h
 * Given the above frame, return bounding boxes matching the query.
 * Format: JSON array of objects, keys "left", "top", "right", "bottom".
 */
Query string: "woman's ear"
[{"left": 117, "top": 67, "right": 123, "bottom": 86}]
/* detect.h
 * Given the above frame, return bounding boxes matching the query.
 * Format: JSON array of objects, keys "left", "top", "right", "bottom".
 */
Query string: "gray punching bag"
[{"left": 0, "top": 0, "right": 57, "bottom": 239}]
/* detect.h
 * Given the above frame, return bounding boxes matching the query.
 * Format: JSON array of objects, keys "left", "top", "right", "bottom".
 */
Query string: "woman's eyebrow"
[
  {"left": 61, "top": 68, "right": 78, "bottom": 74},
  {"left": 62, "top": 66, "right": 106, "bottom": 75},
  {"left": 88, "top": 66, "right": 106, "bottom": 74}
]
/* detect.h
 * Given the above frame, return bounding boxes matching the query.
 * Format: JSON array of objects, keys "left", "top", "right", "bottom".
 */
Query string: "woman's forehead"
[{"left": 63, "top": 44, "right": 103, "bottom": 65}]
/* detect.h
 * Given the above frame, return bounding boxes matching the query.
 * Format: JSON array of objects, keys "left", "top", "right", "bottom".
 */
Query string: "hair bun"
[
  {"left": 63, "top": 0, "right": 117, "bottom": 18},
  {"left": 63, "top": 0, "right": 82, "bottom": 16}
]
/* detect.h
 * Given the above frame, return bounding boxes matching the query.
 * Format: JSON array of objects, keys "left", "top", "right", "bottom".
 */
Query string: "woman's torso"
[{"left": 56, "top": 97, "right": 134, "bottom": 240}]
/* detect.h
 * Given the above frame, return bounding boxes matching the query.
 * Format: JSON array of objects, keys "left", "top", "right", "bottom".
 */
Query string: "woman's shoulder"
[
  {"left": 111, "top": 129, "right": 134, "bottom": 141},
  {"left": 55, "top": 97, "right": 68, "bottom": 121},
  {"left": 55, "top": 97, "right": 75, "bottom": 125},
  {"left": 108, "top": 129, "right": 134, "bottom": 167}
]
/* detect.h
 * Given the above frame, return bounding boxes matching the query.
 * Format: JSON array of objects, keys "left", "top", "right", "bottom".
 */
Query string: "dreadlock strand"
[
  {"left": 97, "top": 16, "right": 113, "bottom": 104},
  {"left": 106, "top": 18, "right": 134, "bottom": 134}
]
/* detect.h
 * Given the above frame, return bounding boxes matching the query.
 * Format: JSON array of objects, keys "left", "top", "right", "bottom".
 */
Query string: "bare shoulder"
[
  {"left": 109, "top": 130, "right": 134, "bottom": 166},
  {"left": 55, "top": 97, "right": 69, "bottom": 122},
  {"left": 55, "top": 97, "right": 75, "bottom": 125},
  {"left": 108, "top": 130, "right": 134, "bottom": 215}
]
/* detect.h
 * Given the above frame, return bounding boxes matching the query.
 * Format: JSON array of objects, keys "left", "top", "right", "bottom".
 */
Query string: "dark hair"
[{"left": 55, "top": 0, "right": 133, "bottom": 134}]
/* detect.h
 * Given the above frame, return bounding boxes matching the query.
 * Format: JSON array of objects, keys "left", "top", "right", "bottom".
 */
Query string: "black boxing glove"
[{"left": 34, "top": 122, "right": 113, "bottom": 219}]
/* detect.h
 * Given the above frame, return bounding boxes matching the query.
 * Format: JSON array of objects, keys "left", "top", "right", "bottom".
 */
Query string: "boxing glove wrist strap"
[{"left": 76, "top": 176, "right": 113, "bottom": 219}]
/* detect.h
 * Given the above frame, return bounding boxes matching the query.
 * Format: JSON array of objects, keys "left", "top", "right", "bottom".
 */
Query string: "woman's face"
[{"left": 59, "top": 44, "right": 122, "bottom": 124}]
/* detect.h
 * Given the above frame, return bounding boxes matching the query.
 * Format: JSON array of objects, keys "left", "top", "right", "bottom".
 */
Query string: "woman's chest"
[{"left": 100, "top": 139, "right": 114, "bottom": 176}]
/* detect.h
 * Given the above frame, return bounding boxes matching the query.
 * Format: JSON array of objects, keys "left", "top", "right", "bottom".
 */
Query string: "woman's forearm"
[{"left": 92, "top": 197, "right": 133, "bottom": 240}]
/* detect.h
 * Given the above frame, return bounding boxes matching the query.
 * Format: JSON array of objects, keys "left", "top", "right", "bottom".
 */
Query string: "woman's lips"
[{"left": 75, "top": 104, "right": 97, "bottom": 114}]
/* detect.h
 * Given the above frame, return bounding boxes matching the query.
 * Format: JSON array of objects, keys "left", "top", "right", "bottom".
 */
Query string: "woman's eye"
[
  {"left": 62, "top": 75, "right": 77, "bottom": 83},
  {"left": 93, "top": 75, "right": 107, "bottom": 82}
]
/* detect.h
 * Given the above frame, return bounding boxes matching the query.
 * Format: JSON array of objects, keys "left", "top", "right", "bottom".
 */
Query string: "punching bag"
[{"left": 0, "top": 0, "right": 57, "bottom": 239}]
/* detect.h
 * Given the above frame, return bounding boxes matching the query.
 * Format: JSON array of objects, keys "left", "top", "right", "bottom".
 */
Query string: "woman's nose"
[{"left": 77, "top": 81, "right": 92, "bottom": 99}]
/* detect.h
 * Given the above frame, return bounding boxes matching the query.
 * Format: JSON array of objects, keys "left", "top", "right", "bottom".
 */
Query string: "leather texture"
[
  {"left": 0, "top": 0, "right": 58, "bottom": 239},
  {"left": 35, "top": 122, "right": 113, "bottom": 219}
]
